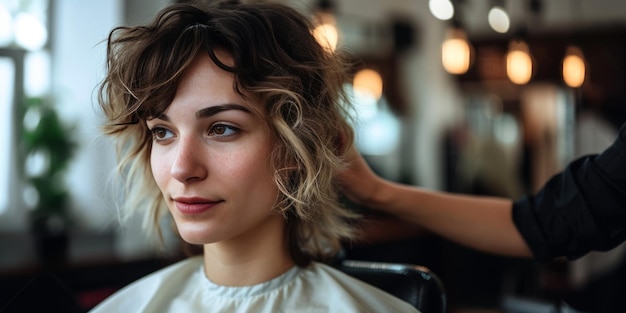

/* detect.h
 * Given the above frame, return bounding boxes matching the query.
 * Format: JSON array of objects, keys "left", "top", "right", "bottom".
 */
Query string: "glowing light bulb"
[
  {"left": 429, "top": 0, "right": 454, "bottom": 21},
  {"left": 353, "top": 68, "right": 383, "bottom": 100},
  {"left": 442, "top": 28, "right": 471, "bottom": 75},
  {"left": 562, "top": 46, "right": 585, "bottom": 88},
  {"left": 14, "top": 12, "right": 48, "bottom": 50},
  {"left": 506, "top": 40, "right": 532, "bottom": 85},
  {"left": 313, "top": 13, "right": 338, "bottom": 52},
  {"left": 488, "top": 6, "right": 510, "bottom": 33}
]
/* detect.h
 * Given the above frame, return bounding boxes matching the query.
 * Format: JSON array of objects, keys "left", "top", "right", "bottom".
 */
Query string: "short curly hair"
[{"left": 98, "top": 0, "right": 357, "bottom": 266}]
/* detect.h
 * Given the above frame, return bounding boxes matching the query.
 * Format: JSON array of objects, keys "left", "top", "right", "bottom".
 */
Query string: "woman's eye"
[
  {"left": 150, "top": 127, "right": 174, "bottom": 141},
  {"left": 209, "top": 124, "right": 239, "bottom": 137}
]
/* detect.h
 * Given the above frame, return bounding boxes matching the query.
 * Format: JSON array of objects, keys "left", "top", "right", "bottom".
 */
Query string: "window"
[
  {"left": 0, "top": 0, "right": 50, "bottom": 224},
  {"left": 0, "top": 57, "right": 14, "bottom": 213}
]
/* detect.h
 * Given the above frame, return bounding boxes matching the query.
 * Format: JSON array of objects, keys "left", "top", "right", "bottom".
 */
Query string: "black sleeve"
[{"left": 512, "top": 122, "right": 626, "bottom": 263}]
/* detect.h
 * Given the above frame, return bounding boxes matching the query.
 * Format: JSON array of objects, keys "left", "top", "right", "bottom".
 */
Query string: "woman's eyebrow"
[
  {"left": 149, "top": 114, "right": 169, "bottom": 122},
  {"left": 196, "top": 103, "right": 251, "bottom": 118},
  {"left": 149, "top": 103, "right": 251, "bottom": 122}
]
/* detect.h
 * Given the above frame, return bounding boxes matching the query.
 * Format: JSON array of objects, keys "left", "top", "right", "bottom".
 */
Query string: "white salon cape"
[{"left": 89, "top": 256, "right": 420, "bottom": 312}]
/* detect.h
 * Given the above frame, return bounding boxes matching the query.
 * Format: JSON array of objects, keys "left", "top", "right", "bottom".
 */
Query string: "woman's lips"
[{"left": 174, "top": 198, "right": 222, "bottom": 215}]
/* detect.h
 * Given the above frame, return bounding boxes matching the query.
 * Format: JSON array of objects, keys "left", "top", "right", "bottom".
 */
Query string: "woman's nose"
[{"left": 171, "top": 137, "right": 207, "bottom": 183}]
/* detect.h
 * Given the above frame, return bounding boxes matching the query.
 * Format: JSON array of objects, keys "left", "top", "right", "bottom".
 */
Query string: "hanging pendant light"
[
  {"left": 441, "top": 26, "right": 472, "bottom": 75},
  {"left": 562, "top": 46, "right": 585, "bottom": 88},
  {"left": 429, "top": 0, "right": 454, "bottom": 21},
  {"left": 506, "top": 39, "right": 533, "bottom": 85},
  {"left": 313, "top": 13, "right": 338, "bottom": 52},
  {"left": 312, "top": 0, "right": 338, "bottom": 52},
  {"left": 487, "top": 6, "right": 510, "bottom": 34},
  {"left": 353, "top": 68, "right": 384, "bottom": 101}
]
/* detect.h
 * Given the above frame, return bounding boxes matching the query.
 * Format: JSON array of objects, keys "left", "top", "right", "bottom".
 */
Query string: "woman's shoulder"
[{"left": 89, "top": 256, "right": 204, "bottom": 312}]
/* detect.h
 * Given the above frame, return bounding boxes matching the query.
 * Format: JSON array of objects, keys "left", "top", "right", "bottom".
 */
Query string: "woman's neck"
[{"left": 202, "top": 214, "right": 295, "bottom": 286}]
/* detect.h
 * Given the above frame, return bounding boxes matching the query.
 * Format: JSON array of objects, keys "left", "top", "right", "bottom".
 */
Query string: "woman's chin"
[{"left": 177, "top": 226, "right": 216, "bottom": 245}]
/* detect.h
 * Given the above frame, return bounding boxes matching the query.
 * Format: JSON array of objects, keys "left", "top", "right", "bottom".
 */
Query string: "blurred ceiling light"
[
  {"left": 487, "top": 6, "right": 510, "bottom": 33},
  {"left": 494, "top": 113, "right": 520, "bottom": 145},
  {"left": 562, "top": 46, "right": 586, "bottom": 88},
  {"left": 313, "top": 12, "right": 338, "bottom": 52},
  {"left": 356, "top": 100, "right": 401, "bottom": 156},
  {"left": 0, "top": 5, "right": 13, "bottom": 46},
  {"left": 506, "top": 40, "right": 533, "bottom": 85},
  {"left": 14, "top": 12, "right": 48, "bottom": 50},
  {"left": 441, "top": 27, "right": 472, "bottom": 75},
  {"left": 353, "top": 68, "right": 383, "bottom": 100},
  {"left": 429, "top": 0, "right": 454, "bottom": 21},
  {"left": 25, "top": 51, "right": 51, "bottom": 97},
  {"left": 345, "top": 83, "right": 378, "bottom": 121}
]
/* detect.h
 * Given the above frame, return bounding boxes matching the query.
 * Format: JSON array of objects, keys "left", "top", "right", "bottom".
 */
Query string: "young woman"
[{"left": 91, "top": 1, "right": 419, "bottom": 312}]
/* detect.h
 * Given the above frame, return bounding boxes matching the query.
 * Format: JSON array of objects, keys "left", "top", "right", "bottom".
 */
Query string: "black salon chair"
[{"left": 337, "top": 259, "right": 447, "bottom": 313}]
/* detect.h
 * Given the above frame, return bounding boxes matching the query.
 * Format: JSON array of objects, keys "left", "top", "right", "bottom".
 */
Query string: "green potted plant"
[{"left": 20, "top": 97, "right": 76, "bottom": 264}]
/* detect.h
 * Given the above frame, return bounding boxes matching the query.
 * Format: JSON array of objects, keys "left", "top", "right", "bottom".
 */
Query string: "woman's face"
[{"left": 147, "top": 52, "right": 282, "bottom": 246}]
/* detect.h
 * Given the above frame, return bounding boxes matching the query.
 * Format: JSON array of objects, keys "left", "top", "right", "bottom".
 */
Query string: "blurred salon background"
[{"left": 1, "top": 0, "right": 625, "bottom": 312}]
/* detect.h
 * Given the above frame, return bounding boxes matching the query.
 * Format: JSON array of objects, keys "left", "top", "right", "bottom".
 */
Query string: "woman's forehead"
[{"left": 173, "top": 51, "right": 266, "bottom": 115}]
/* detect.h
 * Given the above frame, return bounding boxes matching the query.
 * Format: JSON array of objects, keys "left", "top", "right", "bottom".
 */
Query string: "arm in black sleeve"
[{"left": 512, "top": 122, "right": 626, "bottom": 263}]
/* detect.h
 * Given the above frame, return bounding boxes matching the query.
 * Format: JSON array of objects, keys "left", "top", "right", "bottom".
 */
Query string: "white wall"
[{"left": 52, "top": 0, "right": 123, "bottom": 231}]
